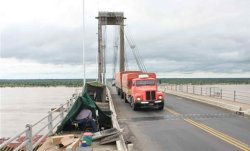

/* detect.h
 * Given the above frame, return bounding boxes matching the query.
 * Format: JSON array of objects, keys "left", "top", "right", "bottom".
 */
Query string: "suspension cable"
[
  {"left": 124, "top": 28, "right": 147, "bottom": 72},
  {"left": 107, "top": 12, "right": 148, "bottom": 73}
]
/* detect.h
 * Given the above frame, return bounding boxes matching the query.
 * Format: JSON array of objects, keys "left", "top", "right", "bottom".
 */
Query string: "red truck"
[{"left": 115, "top": 71, "right": 165, "bottom": 111}]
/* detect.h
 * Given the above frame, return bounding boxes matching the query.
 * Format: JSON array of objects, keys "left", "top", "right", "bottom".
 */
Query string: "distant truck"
[{"left": 115, "top": 71, "right": 165, "bottom": 110}]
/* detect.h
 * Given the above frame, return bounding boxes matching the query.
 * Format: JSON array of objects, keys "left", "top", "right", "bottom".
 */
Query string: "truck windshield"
[{"left": 136, "top": 80, "right": 155, "bottom": 86}]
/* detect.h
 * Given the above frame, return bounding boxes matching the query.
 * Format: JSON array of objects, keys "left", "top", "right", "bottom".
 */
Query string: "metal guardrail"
[
  {"left": 161, "top": 84, "right": 250, "bottom": 104},
  {"left": 0, "top": 89, "right": 82, "bottom": 151}
]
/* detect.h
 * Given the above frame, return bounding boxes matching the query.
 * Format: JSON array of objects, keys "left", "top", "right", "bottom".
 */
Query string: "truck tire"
[
  {"left": 117, "top": 88, "right": 120, "bottom": 95},
  {"left": 121, "top": 92, "right": 124, "bottom": 99},
  {"left": 124, "top": 94, "right": 128, "bottom": 103},
  {"left": 131, "top": 98, "right": 139, "bottom": 111},
  {"left": 158, "top": 102, "right": 164, "bottom": 110}
]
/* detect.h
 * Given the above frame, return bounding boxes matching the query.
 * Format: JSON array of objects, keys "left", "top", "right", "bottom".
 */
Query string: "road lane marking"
[
  {"left": 198, "top": 122, "right": 249, "bottom": 147},
  {"left": 165, "top": 107, "right": 180, "bottom": 115},
  {"left": 185, "top": 119, "right": 250, "bottom": 151},
  {"left": 165, "top": 107, "right": 250, "bottom": 151}
]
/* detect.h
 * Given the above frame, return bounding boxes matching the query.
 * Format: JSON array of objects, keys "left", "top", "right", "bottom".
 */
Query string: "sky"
[{"left": 1, "top": 0, "right": 250, "bottom": 79}]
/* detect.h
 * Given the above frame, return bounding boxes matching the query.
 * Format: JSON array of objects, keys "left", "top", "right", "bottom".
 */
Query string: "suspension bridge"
[
  {"left": 1, "top": 11, "right": 250, "bottom": 151},
  {"left": 96, "top": 12, "right": 147, "bottom": 84},
  {"left": 95, "top": 11, "right": 250, "bottom": 151}
]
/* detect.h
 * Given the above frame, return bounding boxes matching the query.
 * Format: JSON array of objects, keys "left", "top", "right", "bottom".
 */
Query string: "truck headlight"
[
  {"left": 158, "top": 96, "right": 163, "bottom": 100},
  {"left": 136, "top": 97, "right": 141, "bottom": 101}
]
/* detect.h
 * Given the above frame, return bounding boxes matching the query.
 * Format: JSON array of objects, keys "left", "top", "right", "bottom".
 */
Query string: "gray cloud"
[
  {"left": 138, "top": 15, "right": 250, "bottom": 73},
  {"left": 2, "top": 24, "right": 97, "bottom": 64},
  {"left": 1, "top": 0, "right": 250, "bottom": 78}
]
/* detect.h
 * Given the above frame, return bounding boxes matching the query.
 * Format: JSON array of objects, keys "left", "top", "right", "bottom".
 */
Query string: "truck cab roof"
[{"left": 133, "top": 77, "right": 156, "bottom": 81}]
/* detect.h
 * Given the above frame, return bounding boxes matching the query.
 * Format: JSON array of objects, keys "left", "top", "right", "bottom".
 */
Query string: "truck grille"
[{"left": 146, "top": 91, "right": 156, "bottom": 100}]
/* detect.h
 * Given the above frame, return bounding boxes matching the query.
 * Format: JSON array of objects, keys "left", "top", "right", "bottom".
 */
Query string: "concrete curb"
[
  {"left": 106, "top": 87, "right": 128, "bottom": 151},
  {"left": 243, "top": 109, "right": 250, "bottom": 116}
]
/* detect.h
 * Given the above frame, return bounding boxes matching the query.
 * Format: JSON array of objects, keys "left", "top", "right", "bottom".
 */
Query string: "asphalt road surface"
[{"left": 110, "top": 86, "right": 250, "bottom": 151}]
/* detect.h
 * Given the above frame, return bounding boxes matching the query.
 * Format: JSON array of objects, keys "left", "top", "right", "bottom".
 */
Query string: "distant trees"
[
  {"left": 0, "top": 79, "right": 95, "bottom": 87},
  {"left": 0, "top": 78, "right": 249, "bottom": 87}
]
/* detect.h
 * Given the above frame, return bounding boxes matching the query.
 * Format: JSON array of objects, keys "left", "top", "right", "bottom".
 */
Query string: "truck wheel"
[
  {"left": 117, "top": 88, "right": 120, "bottom": 96},
  {"left": 124, "top": 94, "right": 128, "bottom": 103},
  {"left": 121, "top": 92, "right": 124, "bottom": 99},
  {"left": 131, "top": 99, "right": 138, "bottom": 111},
  {"left": 158, "top": 105, "right": 164, "bottom": 110},
  {"left": 158, "top": 102, "right": 164, "bottom": 110}
]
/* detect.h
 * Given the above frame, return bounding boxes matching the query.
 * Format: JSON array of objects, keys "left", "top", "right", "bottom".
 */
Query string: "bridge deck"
[{"left": 110, "top": 86, "right": 250, "bottom": 151}]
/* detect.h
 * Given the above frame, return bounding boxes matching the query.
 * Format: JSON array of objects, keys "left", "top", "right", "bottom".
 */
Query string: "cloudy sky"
[{"left": 1, "top": 0, "right": 250, "bottom": 79}]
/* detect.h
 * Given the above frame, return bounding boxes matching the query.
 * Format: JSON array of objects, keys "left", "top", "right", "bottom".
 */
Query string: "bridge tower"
[{"left": 96, "top": 12, "right": 126, "bottom": 84}]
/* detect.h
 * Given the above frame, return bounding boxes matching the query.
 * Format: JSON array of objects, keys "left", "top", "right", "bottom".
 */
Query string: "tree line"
[
  {"left": 0, "top": 79, "right": 95, "bottom": 87},
  {"left": 0, "top": 78, "right": 249, "bottom": 87}
]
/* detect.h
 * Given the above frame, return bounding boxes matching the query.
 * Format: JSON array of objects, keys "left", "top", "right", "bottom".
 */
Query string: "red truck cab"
[{"left": 129, "top": 75, "right": 164, "bottom": 110}]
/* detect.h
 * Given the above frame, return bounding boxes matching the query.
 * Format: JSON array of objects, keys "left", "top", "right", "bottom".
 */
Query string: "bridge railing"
[
  {"left": 0, "top": 89, "right": 82, "bottom": 151},
  {"left": 161, "top": 84, "right": 250, "bottom": 104}
]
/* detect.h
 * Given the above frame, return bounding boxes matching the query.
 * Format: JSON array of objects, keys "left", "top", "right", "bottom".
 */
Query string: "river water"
[
  {"left": 166, "top": 84, "right": 250, "bottom": 104},
  {"left": 0, "top": 87, "right": 81, "bottom": 138},
  {"left": 191, "top": 84, "right": 250, "bottom": 104}
]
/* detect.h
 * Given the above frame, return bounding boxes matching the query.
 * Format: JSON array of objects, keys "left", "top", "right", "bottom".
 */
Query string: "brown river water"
[{"left": 0, "top": 87, "right": 81, "bottom": 137}]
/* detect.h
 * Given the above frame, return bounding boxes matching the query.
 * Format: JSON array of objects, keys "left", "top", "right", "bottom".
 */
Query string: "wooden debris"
[
  {"left": 38, "top": 135, "right": 79, "bottom": 151},
  {"left": 92, "top": 128, "right": 119, "bottom": 140},
  {"left": 100, "top": 133, "right": 121, "bottom": 145},
  {"left": 37, "top": 138, "right": 61, "bottom": 151},
  {"left": 50, "top": 134, "right": 74, "bottom": 145},
  {"left": 61, "top": 137, "right": 75, "bottom": 147},
  {"left": 66, "top": 138, "right": 80, "bottom": 151}
]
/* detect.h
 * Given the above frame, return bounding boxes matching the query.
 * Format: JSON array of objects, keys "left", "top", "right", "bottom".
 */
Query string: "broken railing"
[{"left": 0, "top": 90, "right": 81, "bottom": 151}]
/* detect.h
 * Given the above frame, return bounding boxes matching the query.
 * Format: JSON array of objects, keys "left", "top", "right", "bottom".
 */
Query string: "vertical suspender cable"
[
  {"left": 124, "top": 44, "right": 129, "bottom": 70},
  {"left": 82, "top": 0, "right": 86, "bottom": 86}
]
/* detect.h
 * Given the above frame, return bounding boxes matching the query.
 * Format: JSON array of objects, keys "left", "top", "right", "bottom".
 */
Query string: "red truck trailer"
[
  {"left": 115, "top": 71, "right": 142, "bottom": 97},
  {"left": 115, "top": 71, "right": 165, "bottom": 111}
]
